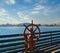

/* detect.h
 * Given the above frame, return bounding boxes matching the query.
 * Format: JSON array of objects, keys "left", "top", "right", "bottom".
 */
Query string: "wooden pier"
[{"left": 0, "top": 30, "right": 60, "bottom": 53}]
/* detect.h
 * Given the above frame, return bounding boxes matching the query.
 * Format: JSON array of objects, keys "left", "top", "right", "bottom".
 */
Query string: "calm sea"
[{"left": 0, "top": 27, "right": 60, "bottom": 35}]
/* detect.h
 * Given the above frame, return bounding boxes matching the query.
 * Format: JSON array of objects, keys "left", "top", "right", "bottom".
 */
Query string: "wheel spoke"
[
  {"left": 26, "top": 27, "right": 31, "bottom": 32},
  {"left": 34, "top": 27, "right": 37, "bottom": 32},
  {"left": 24, "top": 24, "right": 31, "bottom": 32}
]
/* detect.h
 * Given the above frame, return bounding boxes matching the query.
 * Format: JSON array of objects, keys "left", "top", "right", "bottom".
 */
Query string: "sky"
[{"left": 0, "top": 0, "right": 60, "bottom": 24}]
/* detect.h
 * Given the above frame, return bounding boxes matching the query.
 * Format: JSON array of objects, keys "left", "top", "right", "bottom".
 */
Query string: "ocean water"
[{"left": 0, "top": 26, "right": 60, "bottom": 35}]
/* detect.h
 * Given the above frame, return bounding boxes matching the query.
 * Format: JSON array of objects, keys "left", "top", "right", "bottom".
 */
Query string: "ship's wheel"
[
  {"left": 24, "top": 20, "right": 40, "bottom": 41},
  {"left": 24, "top": 20, "right": 40, "bottom": 53}
]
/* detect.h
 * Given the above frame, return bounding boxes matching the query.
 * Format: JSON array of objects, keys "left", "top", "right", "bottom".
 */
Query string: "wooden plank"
[
  {"left": 0, "top": 38, "right": 24, "bottom": 43},
  {"left": 0, "top": 41, "right": 25, "bottom": 48},
  {"left": 0, "top": 45, "right": 25, "bottom": 52},
  {"left": 51, "top": 49, "right": 60, "bottom": 53},
  {"left": 0, "top": 48, "right": 25, "bottom": 53},
  {"left": 0, "top": 34, "right": 23, "bottom": 38}
]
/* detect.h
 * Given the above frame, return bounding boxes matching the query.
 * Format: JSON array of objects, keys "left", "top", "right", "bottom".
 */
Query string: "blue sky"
[{"left": 0, "top": 0, "right": 60, "bottom": 24}]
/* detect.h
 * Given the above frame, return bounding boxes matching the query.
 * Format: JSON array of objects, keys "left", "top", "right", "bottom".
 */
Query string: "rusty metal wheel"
[{"left": 24, "top": 23, "right": 40, "bottom": 41}]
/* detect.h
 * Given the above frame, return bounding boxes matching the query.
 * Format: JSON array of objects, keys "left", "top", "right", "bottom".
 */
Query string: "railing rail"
[{"left": 0, "top": 30, "right": 60, "bottom": 53}]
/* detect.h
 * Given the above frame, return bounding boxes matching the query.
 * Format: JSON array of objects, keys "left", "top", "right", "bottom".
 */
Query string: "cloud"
[
  {"left": 34, "top": 5, "right": 45, "bottom": 10},
  {"left": 0, "top": 17, "right": 20, "bottom": 24},
  {"left": 43, "top": 8, "right": 51, "bottom": 16},
  {"left": 17, "top": 12, "right": 31, "bottom": 23},
  {"left": 0, "top": 8, "right": 8, "bottom": 16},
  {"left": 5, "top": 16, "right": 21, "bottom": 24},
  {"left": 30, "top": 3, "right": 60, "bottom": 24},
  {"left": 31, "top": 5, "right": 46, "bottom": 14},
  {"left": 31, "top": 11, "right": 39, "bottom": 14},
  {"left": 0, "top": 8, "right": 31, "bottom": 24},
  {"left": 5, "top": 0, "right": 16, "bottom": 5},
  {"left": 32, "top": 4, "right": 60, "bottom": 16},
  {"left": 0, "top": 8, "right": 21, "bottom": 24},
  {"left": 0, "top": 18, "right": 7, "bottom": 24},
  {"left": 43, "top": 4, "right": 60, "bottom": 16}
]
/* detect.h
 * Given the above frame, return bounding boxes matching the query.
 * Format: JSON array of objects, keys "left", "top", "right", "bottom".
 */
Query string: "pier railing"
[{"left": 0, "top": 30, "right": 60, "bottom": 53}]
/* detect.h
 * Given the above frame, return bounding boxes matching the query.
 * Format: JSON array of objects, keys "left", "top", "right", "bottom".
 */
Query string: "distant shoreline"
[{"left": 0, "top": 25, "right": 60, "bottom": 27}]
